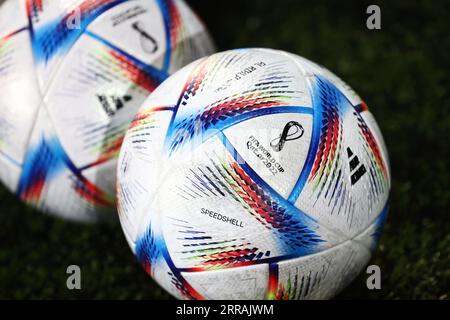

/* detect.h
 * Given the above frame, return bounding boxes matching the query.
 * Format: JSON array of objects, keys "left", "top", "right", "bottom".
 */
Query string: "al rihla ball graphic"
[
  {"left": 0, "top": 0, "right": 214, "bottom": 221},
  {"left": 116, "top": 48, "right": 391, "bottom": 300}
]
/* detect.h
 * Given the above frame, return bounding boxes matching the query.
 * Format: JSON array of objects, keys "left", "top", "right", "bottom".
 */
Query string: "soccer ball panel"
[
  {"left": 182, "top": 264, "right": 269, "bottom": 300},
  {"left": 289, "top": 59, "right": 390, "bottom": 238},
  {"left": 286, "top": 52, "right": 362, "bottom": 107},
  {"left": 275, "top": 237, "right": 371, "bottom": 300},
  {"left": 44, "top": 33, "right": 155, "bottom": 169},
  {"left": 153, "top": 134, "right": 343, "bottom": 269},
  {"left": 158, "top": 135, "right": 296, "bottom": 269},
  {"left": 0, "top": 29, "right": 41, "bottom": 189},
  {"left": 18, "top": 105, "right": 114, "bottom": 221},
  {"left": 117, "top": 109, "right": 174, "bottom": 247},
  {"left": 223, "top": 112, "right": 313, "bottom": 199},
  {"left": 86, "top": 0, "right": 167, "bottom": 69},
  {"left": 116, "top": 60, "right": 207, "bottom": 246}
]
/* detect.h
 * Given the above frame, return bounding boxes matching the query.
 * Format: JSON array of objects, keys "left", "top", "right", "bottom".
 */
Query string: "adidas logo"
[
  {"left": 97, "top": 94, "right": 133, "bottom": 117},
  {"left": 347, "top": 147, "right": 367, "bottom": 185}
]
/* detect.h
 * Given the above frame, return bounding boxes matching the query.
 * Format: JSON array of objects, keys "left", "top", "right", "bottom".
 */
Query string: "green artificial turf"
[{"left": 0, "top": 0, "right": 449, "bottom": 299}]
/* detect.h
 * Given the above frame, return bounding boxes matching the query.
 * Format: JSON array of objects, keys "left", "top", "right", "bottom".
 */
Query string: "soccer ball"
[
  {"left": 117, "top": 48, "right": 391, "bottom": 299},
  {"left": 0, "top": 0, "right": 214, "bottom": 221}
]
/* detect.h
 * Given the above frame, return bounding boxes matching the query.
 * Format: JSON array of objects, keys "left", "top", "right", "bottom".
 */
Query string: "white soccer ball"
[
  {"left": 117, "top": 48, "right": 391, "bottom": 299},
  {"left": 0, "top": 0, "right": 214, "bottom": 221}
]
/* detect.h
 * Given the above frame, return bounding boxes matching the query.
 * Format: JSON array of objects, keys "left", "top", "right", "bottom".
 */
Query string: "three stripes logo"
[
  {"left": 97, "top": 94, "right": 133, "bottom": 117},
  {"left": 347, "top": 147, "right": 367, "bottom": 185}
]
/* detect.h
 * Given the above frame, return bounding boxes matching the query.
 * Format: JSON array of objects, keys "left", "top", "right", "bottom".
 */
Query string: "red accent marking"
[
  {"left": 360, "top": 100, "right": 369, "bottom": 112},
  {"left": 129, "top": 106, "right": 171, "bottom": 129},
  {"left": 74, "top": 176, "right": 114, "bottom": 207},
  {"left": 167, "top": 0, "right": 182, "bottom": 48},
  {"left": 109, "top": 49, "right": 158, "bottom": 92},
  {"left": 267, "top": 263, "right": 279, "bottom": 299},
  {"left": 22, "top": 176, "right": 45, "bottom": 203},
  {"left": 309, "top": 108, "right": 340, "bottom": 182},
  {"left": 358, "top": 121, "right": 388, "bottom": 178}
]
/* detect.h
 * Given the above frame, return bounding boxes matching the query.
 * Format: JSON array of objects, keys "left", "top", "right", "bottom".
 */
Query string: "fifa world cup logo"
[
  {"left": 132, "top": 21, "right": 158, "bottom": 54},
  {"left": 270, "top": 121, "right": 304, "bottom": 152}
]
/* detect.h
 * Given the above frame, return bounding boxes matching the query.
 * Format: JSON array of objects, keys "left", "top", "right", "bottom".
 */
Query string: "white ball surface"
[{"left": 117, "top": 48, "right": 391, "bottom": 299}]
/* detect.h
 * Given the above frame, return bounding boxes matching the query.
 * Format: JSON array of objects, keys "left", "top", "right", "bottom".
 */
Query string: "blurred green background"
[{"left": 0, "top": 0, "right": 449, "bottom": 299}]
